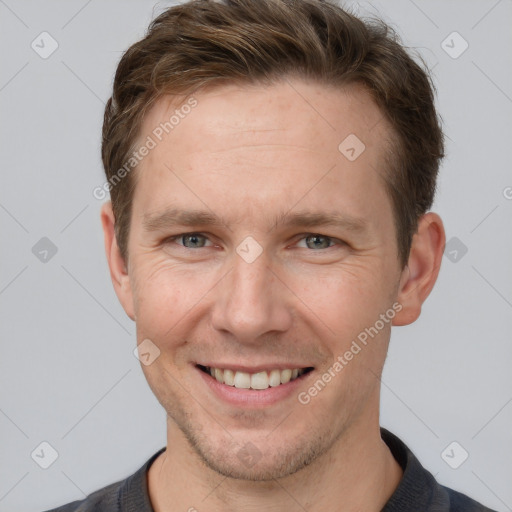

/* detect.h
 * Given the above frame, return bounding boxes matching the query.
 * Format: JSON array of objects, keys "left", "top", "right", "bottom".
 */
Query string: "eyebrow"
[
  {"left": 272, "top": 211, "right": 368, "bottom": 233},
  {"left": 142, "top": 209, "right": 224, "bottom": 231},
  {"left": 142, "top": 208, "right": 369, "bottom": 234}
]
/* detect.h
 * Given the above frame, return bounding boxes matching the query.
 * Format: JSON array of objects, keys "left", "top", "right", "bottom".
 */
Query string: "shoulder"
[
  {"left": 42, "top": 480, "right": 122, "bottom": 512},
  {"left": 380, "top": 428, "right": 497, "bottom": 512},
  {"left": 41, "top": 447, "right": 166, "bottom": 512},
  {"left": 441, "top": 484, "right": 498, "bottom": 512}
]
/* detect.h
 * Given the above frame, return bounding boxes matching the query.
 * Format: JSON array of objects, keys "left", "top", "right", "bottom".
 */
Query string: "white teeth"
[
  {"left": 223, "top": 369, "right": 235, "bottom": 386},
  {"left": 206, "top": 366, "right": 307, "bottom": 390},
  {"left": 214, "top": 368, "right": 224, "bottom": 384},
  {"left": 251, "top": 371, "right": 269, "bottom": 390},
  {"left": 233, "top": 371, "right": 251, "bottom": 389},
  {"left": 269, "top": 369, "right": 281, "bottom": 387},
  {"left": 280, "top": 369, "right": 292, "bottom": 384}
]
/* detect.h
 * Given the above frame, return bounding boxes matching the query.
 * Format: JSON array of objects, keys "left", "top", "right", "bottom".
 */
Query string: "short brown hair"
[{"left": 101, "top": 0, "right": 444, "bottom": 268}]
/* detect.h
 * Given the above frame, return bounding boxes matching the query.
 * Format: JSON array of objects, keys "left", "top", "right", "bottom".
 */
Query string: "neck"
[{"left": 148, "top": 412, "right": 403, "bottom": 512}]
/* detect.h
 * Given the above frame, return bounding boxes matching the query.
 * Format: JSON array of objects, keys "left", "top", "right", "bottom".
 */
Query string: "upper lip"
[{"left": 196, "top": 363, "right": 314, "bottom": 373}]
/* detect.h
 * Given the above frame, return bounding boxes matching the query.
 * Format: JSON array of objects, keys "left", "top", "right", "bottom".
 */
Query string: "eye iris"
[
  {"left": 306, "top": 235, "right": 330, "bottom": 249},
  {"left": 183, "top": 234, "right": 205, "bottom": 248}
]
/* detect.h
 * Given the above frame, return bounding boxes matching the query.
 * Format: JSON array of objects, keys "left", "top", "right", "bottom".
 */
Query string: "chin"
[{"left": 180, "top": 422, "right": 333, "bottom": 482}]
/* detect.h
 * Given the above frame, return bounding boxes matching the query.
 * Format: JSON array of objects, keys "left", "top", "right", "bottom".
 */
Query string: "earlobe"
[
  {"left": 100, "top": 201, "right": 136, "bottom": 321},
  {"left": 392, "top": 212, "right": 446, "bottom": 326}
]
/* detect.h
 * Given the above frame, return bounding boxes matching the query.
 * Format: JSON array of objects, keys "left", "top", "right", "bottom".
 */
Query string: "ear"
[
  {"left": 100, "top": 201, "right": 136, "bottom": 321},
  {"left": 392, "top": 212, "right": 445, "bottom": 326}
]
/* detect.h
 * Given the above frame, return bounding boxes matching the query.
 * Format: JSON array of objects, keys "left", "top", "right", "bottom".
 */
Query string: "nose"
[{"left": 210, "top": 249, "right": 293, "bottom": 344}]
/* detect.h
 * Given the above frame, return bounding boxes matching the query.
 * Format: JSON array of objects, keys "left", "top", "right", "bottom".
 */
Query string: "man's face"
[{"left": 122, "top": 80, "right": 404, "bottom": 480}]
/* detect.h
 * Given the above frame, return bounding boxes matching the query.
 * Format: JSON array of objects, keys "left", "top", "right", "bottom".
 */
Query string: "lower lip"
[{"left": 196, "top": 366, "right": 312, "bottom": 408}]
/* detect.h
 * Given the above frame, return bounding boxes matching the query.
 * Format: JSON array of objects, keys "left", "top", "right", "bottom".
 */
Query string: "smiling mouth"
[{"left": 197, "top": 364, "right": 314, "bottom": 390}]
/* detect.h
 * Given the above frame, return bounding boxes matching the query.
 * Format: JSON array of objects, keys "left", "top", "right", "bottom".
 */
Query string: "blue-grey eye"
[
  {"left": 181, "top": 234, "right": 207, "bottom": 248},
  {"left": 303, "top": 235, "right": 333, "bottom": 250}
]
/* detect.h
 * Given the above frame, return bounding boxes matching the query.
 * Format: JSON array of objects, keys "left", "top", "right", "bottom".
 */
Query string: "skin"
[{"left": 101, "top": 79, "right": 445, "bottom": 511}]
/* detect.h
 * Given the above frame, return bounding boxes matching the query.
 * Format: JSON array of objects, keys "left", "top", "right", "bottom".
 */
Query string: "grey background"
[{"left": 0, "top": 0, "right": 511, "bottom": 511}]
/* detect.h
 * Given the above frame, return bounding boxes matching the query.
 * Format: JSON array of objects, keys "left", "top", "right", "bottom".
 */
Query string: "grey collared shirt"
[{"left": 43, "top": 429, "right": 497, "bottom": 512}]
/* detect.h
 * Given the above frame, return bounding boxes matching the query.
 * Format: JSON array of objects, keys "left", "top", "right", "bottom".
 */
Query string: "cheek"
[
  {"left": 291, "top": 258, "right": 392, "bottom": 337},
  {"left": 131, "top": 256, "right": 202, "bottom": 337},
  {"left": 297, "top": 264, "right": 393, "bottom": 401}
]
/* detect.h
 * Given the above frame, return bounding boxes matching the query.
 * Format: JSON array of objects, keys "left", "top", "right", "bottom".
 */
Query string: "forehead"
[
  {"left": 142, "top": 80, "right": 387, "bottom": 158},
  {"left": 131, "top": 80, "right": 393, "bottom": 229}
]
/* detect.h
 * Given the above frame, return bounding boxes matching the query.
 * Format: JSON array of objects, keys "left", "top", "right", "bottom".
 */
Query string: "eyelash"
[{"left": 164, "top": 232, "right": 345, "bottom": 250}]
